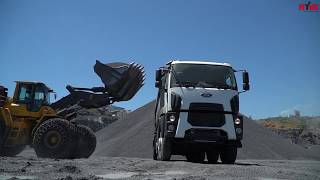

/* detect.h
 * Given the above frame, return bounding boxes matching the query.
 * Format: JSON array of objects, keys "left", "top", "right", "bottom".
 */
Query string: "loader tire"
[
  {"left": 0, "top": 145, "right": 25, "bottom": 157},
  {"left": 0, "top": 117, "right": 5, "bottom": 145},
  {"left": 72, "top": 124, "right": 96, "bottom": 158},
  {"left": 0, "top": 117, "right": 24, "bottom": 157},
  {"left": 33, "top": 118, "right": 77, "bottom": 159}
]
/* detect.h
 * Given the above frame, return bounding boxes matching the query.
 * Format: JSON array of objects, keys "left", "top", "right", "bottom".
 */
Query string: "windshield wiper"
[
  {"left": 180, "top": 81, "right": 196, "bottom": 88},
  {"left": 197, "top": 82, "right": 232, "bottom": 89},
  {"left": 214, "top": 85, "right": 232, "bottom": 89}
]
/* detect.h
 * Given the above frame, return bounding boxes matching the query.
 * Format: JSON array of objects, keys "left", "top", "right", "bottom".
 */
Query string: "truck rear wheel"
[
  {"left": 186, "top": 151, "right": 205, "bottom": 163},
  {"left": 33, "top": 118, "right": 77, "bottom": 159},
  {"left": 206, "top": 149, "right": 219, "bottom": 164},
  {"left": 72, "top": 124, "right": 96, "bottom": 158},
  {"left": 220, "top": 146, "right": 237, "bottom": 164}
]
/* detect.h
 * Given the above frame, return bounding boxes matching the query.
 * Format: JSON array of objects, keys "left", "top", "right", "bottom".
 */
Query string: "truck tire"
[
  {"left": 186, "top": 151, "right": 205, "bottom": 163},
  {"left": 33, "top": 118, "right": 77, "bottom": 159},
  {"left": 72, "top": 124, "right": 96, "bottom": 158},
  {"left": 206, "top": 149, "right": 219, "bottom": 164},
  {"left": 220, "top": 146, "right": 237, "bottom": 164},
  {"left": 155, "top": 126, "right": 171, "bottom": 161},
  {"left": 0, "top": 145, "right": 25, "bottom": 157},
  {"left": 152, "top": 133, "right": 157, "bottom": 160}
]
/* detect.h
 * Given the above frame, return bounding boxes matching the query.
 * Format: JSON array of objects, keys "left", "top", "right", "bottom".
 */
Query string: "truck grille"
[{"left": 187, "top": 103, "right": 225, "bottom": 127}]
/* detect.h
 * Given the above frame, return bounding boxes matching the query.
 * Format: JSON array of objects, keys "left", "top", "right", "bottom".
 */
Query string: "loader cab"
[{"left": 13, "top": 81, "right": 52, "bottom": 112}]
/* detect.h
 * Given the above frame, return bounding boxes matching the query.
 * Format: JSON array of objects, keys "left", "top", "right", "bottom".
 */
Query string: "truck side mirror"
[
  {"left": 242, "top": 72, "right": 250, "bottom": 91},
  {"left": 155, "top": 81, "right": 161, "bottom": 88},
  {"left": 155, "top": 69, "right": 162, "bottom": 82}
]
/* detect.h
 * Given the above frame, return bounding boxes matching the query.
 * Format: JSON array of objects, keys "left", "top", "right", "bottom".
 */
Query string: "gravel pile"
[{"left": 94, "top": 101, "right": 320, "bottom": 160}]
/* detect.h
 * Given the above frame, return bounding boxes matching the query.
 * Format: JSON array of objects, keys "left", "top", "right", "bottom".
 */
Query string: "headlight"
[
  {"left": 169, "top": 115, "right": 175, "bottom": 122},
  {"left": 234, "top": 118, "right": 241, "bottom": 125}
]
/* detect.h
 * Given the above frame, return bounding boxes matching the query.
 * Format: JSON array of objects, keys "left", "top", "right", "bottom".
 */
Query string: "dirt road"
[{"left": 0, "top": 153, "right": 319, "bottom": 180}]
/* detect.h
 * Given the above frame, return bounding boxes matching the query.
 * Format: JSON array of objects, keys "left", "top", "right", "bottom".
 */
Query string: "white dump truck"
[{"left": 153, "top": 60, "right": 250, "bottom": 164}]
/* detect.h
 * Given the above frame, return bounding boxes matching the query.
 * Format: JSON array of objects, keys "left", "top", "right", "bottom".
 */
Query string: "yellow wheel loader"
[
  {"left": 0, "top": 60, "right": 145, "bottom": 159},
  {"left": 0, "top": 81, "right": 96, "bottom": 159}
]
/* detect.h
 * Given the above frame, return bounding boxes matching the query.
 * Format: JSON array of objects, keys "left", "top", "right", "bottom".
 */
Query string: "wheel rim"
[{"left": 44, "top": 130, "right": 62, "bottom": 149}]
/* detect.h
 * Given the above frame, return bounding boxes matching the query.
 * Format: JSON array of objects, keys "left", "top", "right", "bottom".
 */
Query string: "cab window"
[
  {"left": 18, "top": 85, "right": 33, "bottom": 103},
  {"left": 34, "top": 85, "right": 50, "bottom": 105}
]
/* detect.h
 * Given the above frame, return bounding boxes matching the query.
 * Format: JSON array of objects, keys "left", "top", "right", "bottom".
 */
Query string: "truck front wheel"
[
  {"left": 220, "top": 146, "right": 237, "bottom": 164},
  {"left": 186, "top": 151, "right": 205, "bottom": 163},
  {"left": 155, "top": 126, "right": 171, "bottom": 161},
  {"left": 206, "top": 149, "right": 219, "bottom": 164}
]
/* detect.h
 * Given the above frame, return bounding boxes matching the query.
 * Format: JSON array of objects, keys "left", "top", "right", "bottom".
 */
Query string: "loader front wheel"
[
  {"left": 33, "top": 118, "right": 76, "bottom": 159},
  {"left": 72, "top": 124, "right": 96, "bottom": 158}
]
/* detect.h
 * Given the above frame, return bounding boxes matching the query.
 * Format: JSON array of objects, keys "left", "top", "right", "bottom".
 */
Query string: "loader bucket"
[{"left": 94, "top": 60, "right": 145, "bottom": 101}]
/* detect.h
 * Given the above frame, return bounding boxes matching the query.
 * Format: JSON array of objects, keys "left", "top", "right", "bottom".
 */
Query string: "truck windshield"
[{"left": 170, "top": 64, "right": 237, "bottom": 90}]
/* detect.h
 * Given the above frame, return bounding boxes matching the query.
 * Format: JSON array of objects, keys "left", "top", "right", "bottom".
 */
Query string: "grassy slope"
[
  {"left": 257, "top": 116, "right": 320, "bottom": 146},
  {"left": 258, "top": 116, "right": 320, "bottom": 131}
]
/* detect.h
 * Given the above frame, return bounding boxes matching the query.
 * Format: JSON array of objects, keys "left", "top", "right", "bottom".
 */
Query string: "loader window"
[
  {"left": 18, "top": 85, "right": 32, "bottom": 102},
  {"left": 34, "top": 86, "right": 50, "bottom": 106}
]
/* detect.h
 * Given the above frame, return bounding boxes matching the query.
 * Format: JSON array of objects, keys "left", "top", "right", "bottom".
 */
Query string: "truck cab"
[{"left": 153, "top": 60, "right": 250, "bottom": 164}]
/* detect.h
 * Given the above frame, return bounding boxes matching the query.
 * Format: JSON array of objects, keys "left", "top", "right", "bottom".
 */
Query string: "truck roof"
[{"left": 169, "top": 60, "right": 232, "bottom": 67}]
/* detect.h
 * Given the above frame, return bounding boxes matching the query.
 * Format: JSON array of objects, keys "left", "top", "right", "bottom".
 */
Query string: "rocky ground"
[
  {"left": 1, "top": 99, "right": 320, "bottom": 180},
  {"left": 0, "top": 149, "right": 319, "bottom": 180}
]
